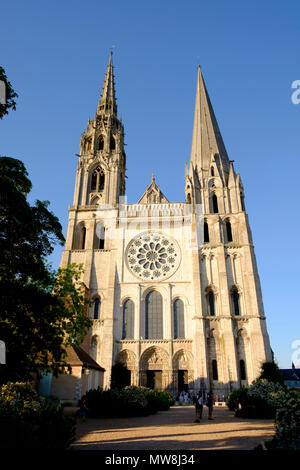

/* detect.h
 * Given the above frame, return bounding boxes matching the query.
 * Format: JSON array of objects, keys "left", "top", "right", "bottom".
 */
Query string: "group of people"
[{"left": 193, "top": 391, "right": 214, "bottom": 423}]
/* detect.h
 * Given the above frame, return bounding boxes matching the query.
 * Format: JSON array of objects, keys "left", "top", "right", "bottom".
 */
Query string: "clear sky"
[{"left": 1, "top": 0, "right": 300, "bottom": 368}]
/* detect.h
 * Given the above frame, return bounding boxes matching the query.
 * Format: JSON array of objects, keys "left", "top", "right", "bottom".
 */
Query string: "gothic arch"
[
  {"left": 141, "top": 285, "right": 168, "bottom": 302},
  {"left": 230, "top": 285, "right": 242, "bottom": 316},
  {"left": 117, "top": 349, "right": 137, "bottom": 371},
  {"left": 172, "top": 349, "right": 193, "bottom": 369},
  {"left": 72, "top": 221, "right": 87, "bottom": 249},
  {"left": 139, "top": 346, "right": 169, "bottom": 371},
  {"left": 172, "top": 349, "right": 194, "bottom": 391}
]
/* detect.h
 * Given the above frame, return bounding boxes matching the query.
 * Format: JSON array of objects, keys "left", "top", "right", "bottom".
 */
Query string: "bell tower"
[{"left": 73, "top": 51, "right": 126, "bottom": 208}]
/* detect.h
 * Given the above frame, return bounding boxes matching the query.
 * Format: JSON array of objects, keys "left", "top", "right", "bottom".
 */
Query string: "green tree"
[
  {"left": 0, "top": 67, "right": 18, "bottom": 119},
  {"left": 0, "top": 157, "right": 92, "bottom": 383},
  {"left": 258, "top": 361, "right": 285, "bottom": 386}
]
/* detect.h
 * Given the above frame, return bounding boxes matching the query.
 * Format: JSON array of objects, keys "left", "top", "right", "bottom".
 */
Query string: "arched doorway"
[
  {"left": 172, "top": 349, "right": 194, "bottom": 393},
  {"left": 116, "top": 349, "right": 138, "bottom": 386},
  {"left": 139, "top": 346, "right": 171, "bottom": 391}
]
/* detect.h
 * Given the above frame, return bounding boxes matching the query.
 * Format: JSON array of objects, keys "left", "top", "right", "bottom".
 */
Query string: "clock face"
[{"left": 125, "top": 232, "right": 181, "bottom": 281}]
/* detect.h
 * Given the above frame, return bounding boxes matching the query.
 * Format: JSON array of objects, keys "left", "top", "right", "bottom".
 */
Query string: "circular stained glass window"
[{"left": 126, "top": 232, "right": 181, "bottom": 280}]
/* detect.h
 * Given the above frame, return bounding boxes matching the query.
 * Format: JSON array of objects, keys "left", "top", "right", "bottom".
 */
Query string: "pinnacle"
[
  {"left": 190, "top": 66, "right": 229, "bottom": 174},
  {"left": 97, "top": 51, "right": 117, "bottom": 116}
]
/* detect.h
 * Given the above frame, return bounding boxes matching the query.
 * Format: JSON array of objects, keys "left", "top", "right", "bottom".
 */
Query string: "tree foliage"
[
  {"left": 0, "top": 157, "right": 92, "bottom": 383},
  {"left": 258, "top": 361, "right": 285, "bottom": 386},
  {"left": 0, "top": 66, "right": 18, "bottom": 119}
]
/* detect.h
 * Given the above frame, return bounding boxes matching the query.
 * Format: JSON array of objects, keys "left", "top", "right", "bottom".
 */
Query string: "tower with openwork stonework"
[{"left": 59, "top": 54, "right": 272, "bottom": 396}]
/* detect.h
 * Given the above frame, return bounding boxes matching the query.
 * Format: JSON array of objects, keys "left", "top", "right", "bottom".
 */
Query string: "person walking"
[
  {"left": 207, "top": 391, "right": 214, "bottom": 420},
  {"left": 193, "top": 391, "right": 203, "bottom": 423}
]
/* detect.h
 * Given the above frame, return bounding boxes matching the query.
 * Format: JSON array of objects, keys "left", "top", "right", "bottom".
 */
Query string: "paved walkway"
[{"left": 71, "top": 405, "right": 275, "bottom": 450}]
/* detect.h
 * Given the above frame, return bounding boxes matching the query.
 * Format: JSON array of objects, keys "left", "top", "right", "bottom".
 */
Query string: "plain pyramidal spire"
[
  {"left": 97, "top": 50, "right": 117, "bottom": 116},
  {"left": 190, "top": 65, "right": 229, "bottom": 173}
]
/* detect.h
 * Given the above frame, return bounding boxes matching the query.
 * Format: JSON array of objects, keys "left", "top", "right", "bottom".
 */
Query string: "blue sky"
[{"left": 1, "top": 0, "right": 299, "bottom": 368}]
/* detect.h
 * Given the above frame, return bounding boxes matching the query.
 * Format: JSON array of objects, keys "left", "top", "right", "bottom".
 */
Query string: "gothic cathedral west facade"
[{"left": 59, "top": 53, "right": 272, "bottom": 396}]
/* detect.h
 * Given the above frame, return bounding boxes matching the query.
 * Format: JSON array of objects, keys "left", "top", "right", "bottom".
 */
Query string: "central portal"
[{"left": 147, "top": 370, "right": 162, "bottom": 390}]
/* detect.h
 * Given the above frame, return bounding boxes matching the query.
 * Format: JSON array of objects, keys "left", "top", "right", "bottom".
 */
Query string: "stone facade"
[{"left": 59, "top": 53, "right": 272, "bottom": 397}]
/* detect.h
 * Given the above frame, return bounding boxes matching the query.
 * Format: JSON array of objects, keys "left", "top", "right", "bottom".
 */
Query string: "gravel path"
[{"left": 71, "top": 405, "right": 275, "bottom": 450}]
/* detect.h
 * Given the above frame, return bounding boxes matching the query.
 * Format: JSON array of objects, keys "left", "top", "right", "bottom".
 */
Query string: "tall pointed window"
[
  {"left": 208, "top": 291, "right": 215, "bottom": 316},
  {"left": 173, "top": 299, "right": 185, "bottom": 339},
  {"left": 240, "top": 359, "right": 247, "bottom": 381},
  {"left": 98, "top": 136, "right": 104, "bottom": 151},
  {"left": 226, "top": 221, "right": 233, "bottom": 242},
  {"left": 93, "top": 298, "right": 100, "bottom": 319},
  {"left": 145, "top": 291, "right": 163, "bottom": 339},
  {"left": 91, "top": 166, "right": 105, "bottom": 193},
  {"left": 204, "top": 221, "right": 209, "bottom": 243},
  {"left": 211, "top": 167, "right": 215, "bottom": 176},
  {"left": 232, "top": 289, "right": 240, "bottom": 316},
  {"left": 110, "top": 135, "right": 115, "bottom": 151},
  {"left": 212, "top": 359, "right": 218, "bottom": 380},
  {"left": 80, "top": 227, "right": 86, "bottom": 249},
  {"left": 122, "top": 300, "right": 134, "bottom": 339},
  {"left": 91, "top": 171, "right": 97, "bottom": 191},
  {"left": 212, "top": 194, "right": 218, "bottom": 213}
]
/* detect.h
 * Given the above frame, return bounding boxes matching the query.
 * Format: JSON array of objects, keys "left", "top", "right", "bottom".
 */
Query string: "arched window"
[
  {"left": 145, "top": 291, "right": 163, "bottom": 339},
  {"left": 90, "top": 166, "right": 105, "bottom": 193},
  {"left": 80, "top": 227, "right": 86, "bottom": 249},
  {"left": 204, "top": 222, "right": 209, "bottom": 243},
  {"left": 98, "top": 136, "right": 104, "bottom": 151},
  {"left": 93, "top": 298, "right": 100, "bottom": 319},
  {"left": 208, "top": 291, "right": 215, "bottom": 316},
  {"left": 99, "top": 171, "right": 105, "bottom": 191},
  {"left": 212, "top": 194, "right": 218, "bottom": 213},
  {"left": 211, "top": 167, "right": 215, "bottom": 176},
  {"left": 212, "top": 359, "right": 218, "bottom": 380},
  {"left": 186, "top": 193, "right": 191, "bottom": 204},
  {"left": 232, "top": 289, "right": 240, "bottom": 316},
  {"left": 91, "top": 170, "right": 97, "bottom": 191},
  {"left": 226, "top": 221, "right": 233, "bottom": 242},
  {"left": 110, "top": 135, "right": 115, "bottom": 151},
  {"left": 240, "top": 359, "right": 247, "bottom": 381},
  {"left": 122, "top": 300, "right": 134, "bottom": 339},
  {"left": 173, "top": 299, "right": 185, "bottom": 339}
]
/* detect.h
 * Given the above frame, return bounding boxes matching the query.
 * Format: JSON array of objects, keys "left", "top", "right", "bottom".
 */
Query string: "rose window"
[{"left": 126, "top": 232, "right": 181, "bottom": 280}]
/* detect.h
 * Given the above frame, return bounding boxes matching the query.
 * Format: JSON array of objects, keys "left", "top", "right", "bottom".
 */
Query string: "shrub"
[
  {"left": 147, "top": 390, "right": 174, "bottom": 413},
  {"left": 0, "top": 382, "right": 75, "bottom": 449},
  {"left": 226, "top": 388, "right": 248, "bottom": 411},
  {"left": 271, "top": 389, "right": 300, "bottom": 450},
  {"left": 83, "top": 386, "right": 173, "bottom": 418},
  {"left": 228, "top": 380, "right": 286, "bottom": 419}
]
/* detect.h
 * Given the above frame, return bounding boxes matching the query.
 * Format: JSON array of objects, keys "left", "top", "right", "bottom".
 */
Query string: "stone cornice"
[
  {"left": 117, "top": 339, "right": 193, "bottom": 344},
  {"left": 192, "top": 315, "right": 265, "bottom": 321}
]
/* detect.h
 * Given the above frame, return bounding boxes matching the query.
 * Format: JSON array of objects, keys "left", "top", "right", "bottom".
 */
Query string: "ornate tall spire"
[
  {"left": 190, "top": 66, "right": 229, "bottom": 174},
  {"left": 97, "top": 51, "right": 117, "bottom": 116}
]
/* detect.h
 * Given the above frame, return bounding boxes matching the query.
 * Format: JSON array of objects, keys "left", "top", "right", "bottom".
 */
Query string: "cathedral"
[{"left": 59, "top": 52, "right": 272, "bottom": 397}]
